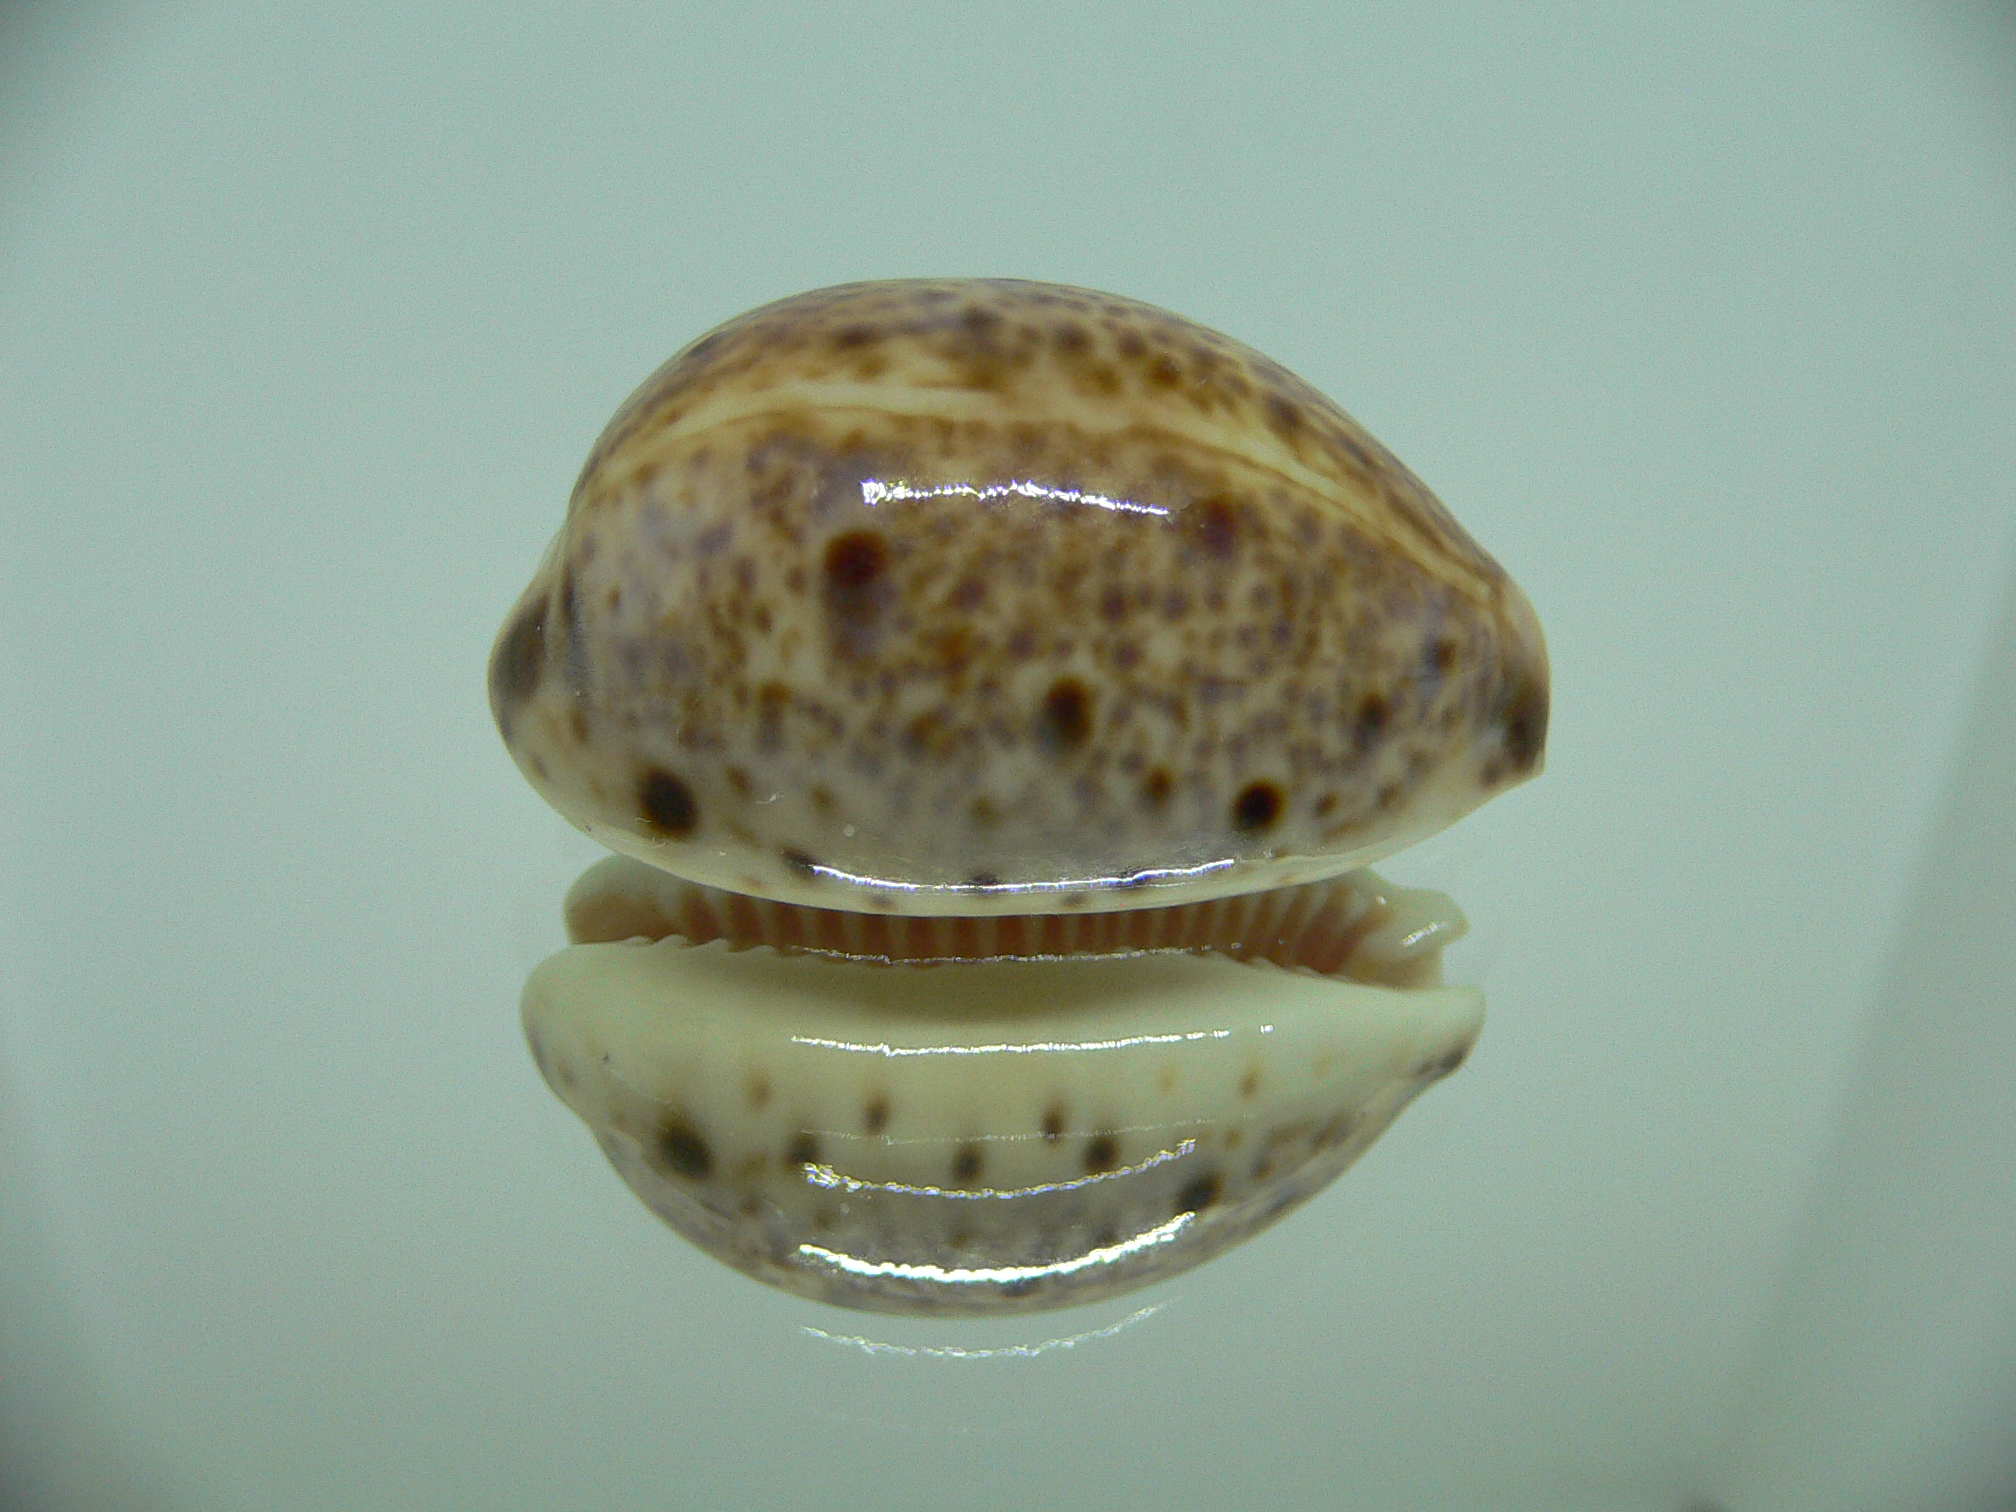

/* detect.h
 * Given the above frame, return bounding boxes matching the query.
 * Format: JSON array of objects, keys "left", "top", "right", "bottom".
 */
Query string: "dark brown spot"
[
  {"left": 1041, "top": 1104, "right": 1066, "bottom": 1142},
  {"left": 1428, "top": 637, "right": 1459, "bottom": 675},
  {"left": 951, "top": 1144, "right": 985, "bottom": 1184},
  {"left": 488, "top": 596, "right": 547, "bottom": 717},
  {"left": 831, "top": 323, "right": 878, "bottom": 349},
  {"left": 1500, "top": 674, "right": 1548, "bottom": 774},
  {"left": 654, "top": 1116, "right": 712, "bottom": 1180},
  {"left": 1266, "top": 394, "right": 1304, "bottom": 434},
  {"left": 823, "top": 530, "right": 890, "bottom": 626},
  {"left": 639, "top": 768, "right": 698, "bottom": 839},
  {"left": 968, "top": 871, "right": 1002, "bottom": 889},
  {"left": 1053, "top": 322, "right": 1090, "bottom": 355},
  {"left": 1353, "top": 690, "right": 1390, "bottom": 749},
  {"left": 1175, "top": 1172, "right": 1223, "bottom": 1214},
  {"left": 785, "top": 1132, "right": 821, "bottom": 1168},
  {"left": 1231, "top": 781, "right": 1283, "bottom": 834},
  {"left": 1240, "top": 1064, "right": 1262, "bottom": 1098},
  {"left": 1186, "top": 495, "right": 1239, "bottom": 560},
  {"left": 1141, "top": 768, "right": 1173, "bottom": 808},
  {"left": 724, "top": 765, "right": 751, "bottom": 796},
  {"left": 747, "top": 1075, "right": 771, "bottom": 1109},
  {"left": 1083, "top": 1134, "right": 1120, "bottom": 1173},
  {"left": 863, "top": 1097, "right": 890, "bottom": 1135},
  {"left": 1035, "top": 678, "right": 1092, "bottom": 754},
  {"left": 781, "top": 847, "right": 818, "bottom": 878}
]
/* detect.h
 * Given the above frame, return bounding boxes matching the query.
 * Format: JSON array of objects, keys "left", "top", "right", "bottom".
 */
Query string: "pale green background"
[{"left": 3, "top": 4, "right": 2014, "bottom": 1510}]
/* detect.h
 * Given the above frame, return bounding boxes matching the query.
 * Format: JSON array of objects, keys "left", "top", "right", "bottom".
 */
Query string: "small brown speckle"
[
  {"left": 1240, "top": 1064, "right": 1262, "bottom": 1098},
  {"left": 1266, "top": 394, "right": 1304, "bottom": 434},
  {"left": 785, "top": 1132, "right": 821, "bottom": 1167},
  {"left": 950, "top": 1144, "right": 985, "bottom": 1184},
  {"left": 1187, "top": 495, "right": 1239, "bottom": 559},
  {"left": 1035, "top": 678, "right": 1092, "bottom": 754},
  {"left": 781, "top": 847, "right": 818, "bottom": 878},
  {"left": 1353, "top": 690, "right": 1390, "bottom": 748},
  {"left": 1176, "top": 1172, "right": 1223, "bottom": 1214},
  {"left": 1141, "top": 767, "right": 1174, "bottom": 808},
  {"left": 1041, "top": 1103, "right": 1066, "bottom": 1142},
  {"left": 863, "top": 1096, "right": 890, "bottom": 1135},
  {"left": 1083, "top": 1134, "right": 1120, "bottom": 1173},
  {"left": 747, "top": 1075, "right": 771, "bottom": 1109},
  {"left": 1231, "top": 781, "right": 1284, "bottom": 833},
  {"left": 639, "top": 768, "right": 698, "bottom": 839},
  {"left": 968, "top": 871, "right": 1002, "bottom": 889},
  {"left": 654, "top": 1116, "right": 713, "bottom": 1181},
  {"left": 823, "top": 530, "right": 889, "bottom": 625}
]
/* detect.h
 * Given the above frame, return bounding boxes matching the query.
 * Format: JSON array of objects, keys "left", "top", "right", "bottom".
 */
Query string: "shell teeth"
[{"left": 563, "top": 852, "right": 1466, "bottom": 986}]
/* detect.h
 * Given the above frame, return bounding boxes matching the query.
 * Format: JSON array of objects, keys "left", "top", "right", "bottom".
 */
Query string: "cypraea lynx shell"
[{"left": 494, "top": 280, "right": 1546, "bottom": 1314}]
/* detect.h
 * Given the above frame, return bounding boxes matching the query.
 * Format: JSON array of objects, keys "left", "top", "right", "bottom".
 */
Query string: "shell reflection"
[{"left": 522, "top": 860, "right": 1482, "bottom": 1315}]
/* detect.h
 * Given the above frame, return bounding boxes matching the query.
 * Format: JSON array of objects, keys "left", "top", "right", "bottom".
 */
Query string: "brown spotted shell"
[{"left": 490, "top": 279, "right": 1547, "bottom": 916}]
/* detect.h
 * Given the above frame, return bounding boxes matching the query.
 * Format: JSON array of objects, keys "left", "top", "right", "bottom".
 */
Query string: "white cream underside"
[{"left": 523, "top": 938, "right": 1485, "bottom": 1192}]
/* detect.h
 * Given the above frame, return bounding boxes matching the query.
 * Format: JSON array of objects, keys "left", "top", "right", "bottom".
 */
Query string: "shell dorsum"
[{"left": 490, "top": 279, "right": 1548, "bottom": 916}]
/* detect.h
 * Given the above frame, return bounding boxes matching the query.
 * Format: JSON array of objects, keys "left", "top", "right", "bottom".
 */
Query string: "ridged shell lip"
[{"left": 562, "top": 853, "right": 1468, "bottom": 990}]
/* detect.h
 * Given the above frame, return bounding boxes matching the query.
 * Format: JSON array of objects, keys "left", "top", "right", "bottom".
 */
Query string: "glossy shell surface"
[
  {"left": 491, "top": 279, "right": 1548, "bottom": 915},
  {"left": 524, "top": 859, "right": 1482, "bottom": 1314}
]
